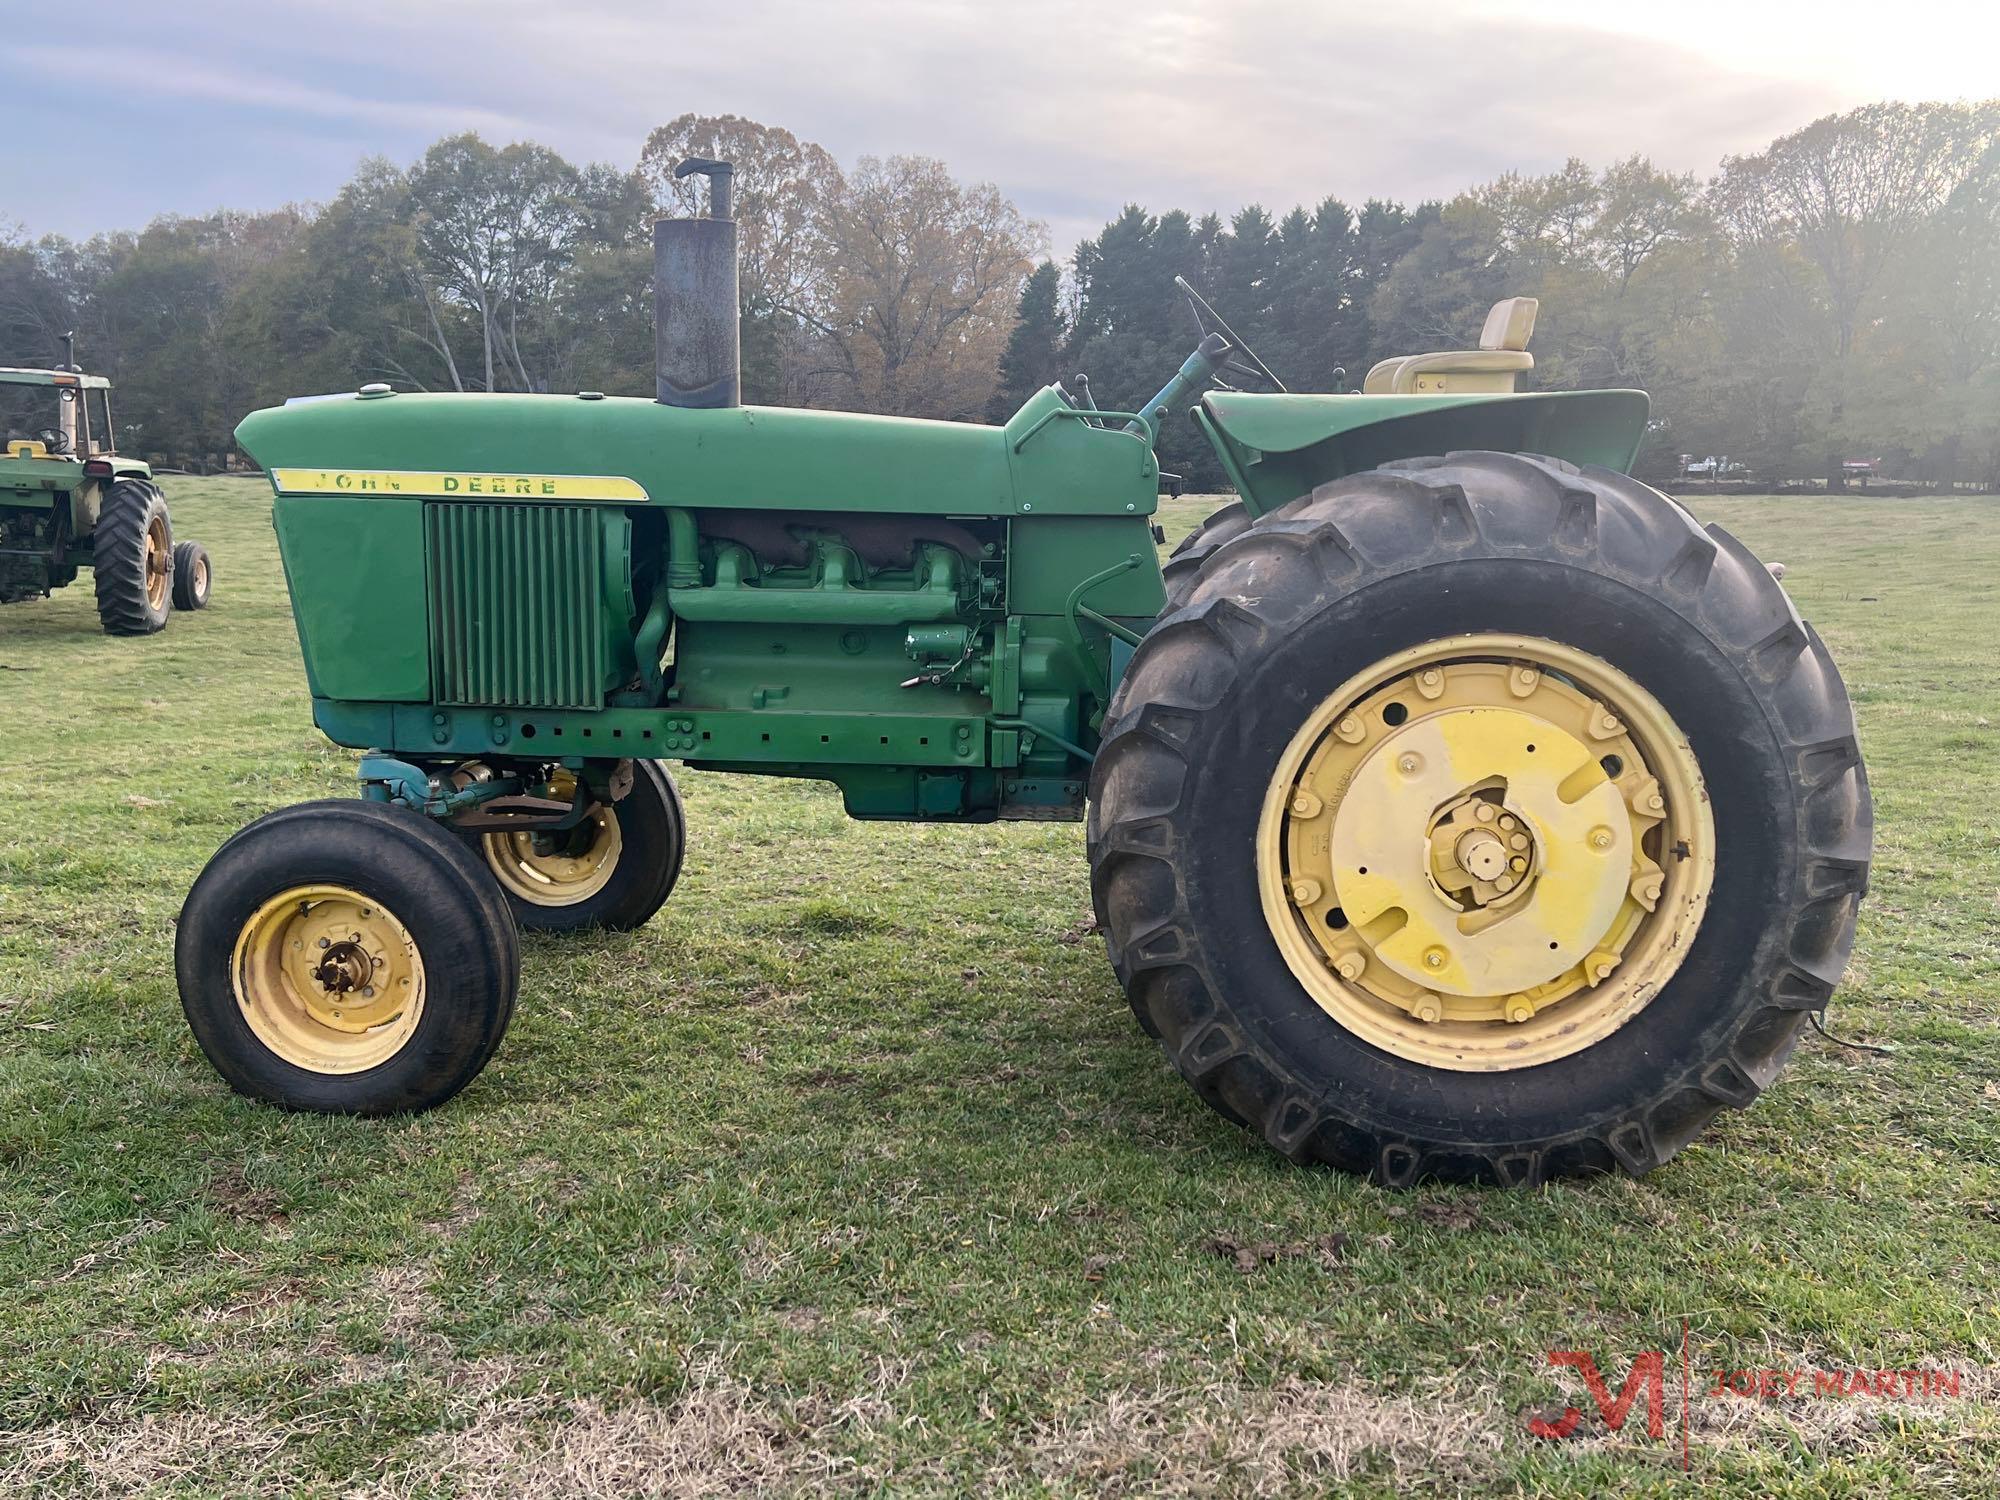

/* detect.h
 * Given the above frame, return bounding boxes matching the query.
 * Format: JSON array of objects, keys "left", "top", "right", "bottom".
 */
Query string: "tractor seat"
[
  {"left": 6, "top": 439, "right": 50, "bottom": 460},
  {"left": 1363, "top": 296, "right": 1538, "bottom": 395}
]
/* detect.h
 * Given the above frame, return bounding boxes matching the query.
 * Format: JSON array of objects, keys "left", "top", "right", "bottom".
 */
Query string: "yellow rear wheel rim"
[
  {"left": 232, "top": 885, "right": 425, "bottom": 1073},
  {"left": 144, "top": 515, "right": 170, "bottom": 612},
  {"left": 1257, "top": 634, "right": 1714, "bottom": 1071},
  {"left": 480, "top": 777, "right": 622, "bottom": 907}
]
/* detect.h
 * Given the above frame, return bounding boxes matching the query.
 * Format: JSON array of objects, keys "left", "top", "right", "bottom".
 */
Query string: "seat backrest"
[{"left": 1479, "top": 296, "right": 1538, "bottom": 352}]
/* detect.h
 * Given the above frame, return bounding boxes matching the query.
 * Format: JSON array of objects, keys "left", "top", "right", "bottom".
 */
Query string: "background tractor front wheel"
[
  {"left": 94, "top": 479, "right": 173, "bottom": 635},
  {"left": 1090, "top": 452, "right": 1870, "bottom": 1186},
  {"left": 177, "top": 800, "right": 519, "bottom": 1114},
  {"left": 470, "top": 760, "right": 686, "bottom": 933},
  {"left": 172, "top": 540, "right": 212, "bottom": 610}
]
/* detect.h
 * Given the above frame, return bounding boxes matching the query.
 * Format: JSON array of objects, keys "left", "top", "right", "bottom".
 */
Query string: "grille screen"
[{"left": 426, "top": 502, "right": 605, "bottom": 709}]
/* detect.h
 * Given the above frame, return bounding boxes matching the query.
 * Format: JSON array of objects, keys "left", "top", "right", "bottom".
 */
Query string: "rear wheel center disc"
[
  {"left": 1259, "top": 635, "right": 1714, "bottom": 1070},
  {"left": 1328, "top": 703, "right": 1632, "bottom": 999}
]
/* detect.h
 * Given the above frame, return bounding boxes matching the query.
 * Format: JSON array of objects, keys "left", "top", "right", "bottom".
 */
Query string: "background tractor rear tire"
[
  {"left": 1089, "top": 451, "right": 1870, "bottom": 1187},
  {"left": 94, "top": 479, "right": 172, "bottom": 635},
  {"left": 172, "top": 540, "right": 212, "bottom": 610},
  {"left": 469, "top": 761, "right": 686, "bottom": 933},
  {"left": 177, "top": 799, "right": 519, "bottom": 1115}
]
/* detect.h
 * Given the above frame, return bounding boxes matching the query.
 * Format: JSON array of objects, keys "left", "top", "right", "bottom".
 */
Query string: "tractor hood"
[
  {"left": 1196, "top": 388, "right": 1649, "bottom": 514},
  {"left": 235, "top": 391, "right": 1022, "bottom": 515}
]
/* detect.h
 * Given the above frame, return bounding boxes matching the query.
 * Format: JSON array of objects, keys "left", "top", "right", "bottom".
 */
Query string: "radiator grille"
[{"left": 426, "top": 503, "right": 604, "bottom": 709}]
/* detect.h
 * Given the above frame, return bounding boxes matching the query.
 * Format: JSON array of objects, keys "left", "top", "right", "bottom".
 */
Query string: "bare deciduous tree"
[
  {"left": 407, "top": 134, "right": 586, "bottom": 392},
  {"left": 638, "top": 114, "right": 844, "bottom": 318},
  {"left": 805, "top": 155, "right": 1042, "bottom": 420}
]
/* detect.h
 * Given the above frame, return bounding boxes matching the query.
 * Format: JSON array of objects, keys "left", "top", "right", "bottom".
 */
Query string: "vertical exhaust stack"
[{"left": 655, "top": 158, "right": 740, "bottom": 408}]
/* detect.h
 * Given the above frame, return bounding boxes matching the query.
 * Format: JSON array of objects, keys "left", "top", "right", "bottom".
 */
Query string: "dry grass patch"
[
  {"left": 397, "top": 1377, "right": 894, "bottom": 1498},
  {"left": 3, "top": 1410, "right": 302, "bottom": 1498},
  {"left": 1014, "top": 1376, "right": 1504, "bottom": 1495}
]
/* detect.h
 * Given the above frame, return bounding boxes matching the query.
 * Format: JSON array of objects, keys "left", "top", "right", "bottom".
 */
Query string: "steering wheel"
[
  {"left": 33, "top": 427, "right": 69, "bottom": 454},
  {"left": 1176, "top": 276, "right": 1287, "bottom": 393}
]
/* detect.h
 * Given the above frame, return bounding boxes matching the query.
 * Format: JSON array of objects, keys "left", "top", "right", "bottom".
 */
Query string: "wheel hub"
[{"left": 1259, "top": 636, "right": 1713, "bottom": 1071}]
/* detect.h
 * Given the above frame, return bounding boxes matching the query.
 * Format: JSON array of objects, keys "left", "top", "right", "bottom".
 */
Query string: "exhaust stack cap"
[
  {"left": 654, "top": 158, "right": 741, "bottom": 409},
  {"left": 673, "top": 157, "right": 734, "bottom": 221}
]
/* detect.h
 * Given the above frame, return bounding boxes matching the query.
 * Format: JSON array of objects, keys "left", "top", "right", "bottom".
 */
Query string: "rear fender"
[{"left": 1194, "top": 389, "right": 1650, "bottom": 517}]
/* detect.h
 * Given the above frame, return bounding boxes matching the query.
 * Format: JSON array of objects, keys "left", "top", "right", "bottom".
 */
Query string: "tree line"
[{"left": 2, "top": 102, "right": 1994, "bottom": 488}]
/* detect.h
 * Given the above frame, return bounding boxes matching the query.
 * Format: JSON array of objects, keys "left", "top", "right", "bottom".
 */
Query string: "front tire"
[
  {"left": 1089, "top": 452, "right": 1870, "bottom": 1186},
  {"left": 94, "top": 479, "right": 173, "bottom": 635},
  {"left": 469, "top": 761, "right": 686, "bottom": 933},
  {"left": 177, "top": 800, "right": 519, "bottom": 1114},
  {"left": 172, "top": 540, "right": 212, "bottom": 610}
]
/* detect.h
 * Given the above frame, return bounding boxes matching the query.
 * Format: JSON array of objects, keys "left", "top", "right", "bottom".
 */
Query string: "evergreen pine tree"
[{"left": 988, "top": 260, "right": 1067, "bottom": 421}]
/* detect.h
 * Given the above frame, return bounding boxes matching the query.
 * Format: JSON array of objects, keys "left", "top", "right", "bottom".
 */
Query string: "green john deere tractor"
[
  {"left": 177, "top": 160, "right": 1870, "bottom": 1186},
  {"left": 0, "top": 340, "right": 212, "bottom": 633}
]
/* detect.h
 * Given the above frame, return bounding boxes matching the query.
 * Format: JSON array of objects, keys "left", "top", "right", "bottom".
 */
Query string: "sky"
[{"left": 9, "top": 0, "right": 1996, "bottom": 260}]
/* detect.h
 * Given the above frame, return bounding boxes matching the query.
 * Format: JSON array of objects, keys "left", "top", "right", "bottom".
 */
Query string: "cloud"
[
  {"left": 3, "top": 0, "right": 1961, "bottom": 254},
  {"left": 10, "top": 44, "right": 533, "bottom": 140}
]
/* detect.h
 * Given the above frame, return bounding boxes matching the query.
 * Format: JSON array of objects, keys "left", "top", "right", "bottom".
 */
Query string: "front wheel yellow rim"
[
  {"left": 481, "top": 793, "right": 622, "bottom": 907},
  {"left": 1257, "top": 634, "right": 1715, "bottom": 1072},
  {"left": 232, "top": 885, "right": 426, "bottom": 1073}
]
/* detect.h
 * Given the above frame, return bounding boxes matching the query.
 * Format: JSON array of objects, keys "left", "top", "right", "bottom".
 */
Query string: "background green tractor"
[
  {"left": 0, "top": 339, "right": 212, "bottom": 634},
  {"left": 176, "top": 161, "right": 1869, "bottom": 1187}
]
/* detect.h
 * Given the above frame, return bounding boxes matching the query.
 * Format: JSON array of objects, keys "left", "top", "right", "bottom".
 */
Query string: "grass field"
[{"left": 1, "top": 478, "right": 1996, "bottom": 1497}]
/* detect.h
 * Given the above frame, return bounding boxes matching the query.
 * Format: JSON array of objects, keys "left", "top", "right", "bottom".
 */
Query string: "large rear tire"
[
  {"left": 1161, "top": 500, "right": 1250, "bottom": 612},
  {"left": 94, "top": 479, "right": 173, "bottom": 635},
  {"left": 177, "top": 800, "right": 519, "bottom": 1114},
  {"left": 1089, "top": 452, "right": 1870, "bottom": 1186},
  {"left": 468, "top": 761, "right": 686, "bottom": 933}
]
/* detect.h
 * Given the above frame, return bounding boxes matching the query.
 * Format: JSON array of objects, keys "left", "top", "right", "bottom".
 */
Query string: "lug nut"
[
  {"left": 1290, "top": 791, "right": 1322, "bottom": 818},
  {"left": 1290, "top": 878, "right": 1321, "bottom": 906},
  {"left": 1589, "top": 827, "right": 1615, "bottom": 851},
  {"left": 1334, "top": 953, "right": 1365, "bottom": 981},
  {"left": 1423, "top": 946, "right": 1447, "bottom": 970},
  {"left": 1506, "top": 998, "right": 1535, "bottom": 1024},
  {"left": 1336, "top": 716, "right": 1365, "bottom": 743},
  {"left": 1509, "top": 832, "right": 1529, "bottom": 850},
  {"left": 1474, "top": 804, "right": 1496, "bottom": 823},
  {"left": 1412, "top": 996, "right": 1443, "bottom": 1023}
]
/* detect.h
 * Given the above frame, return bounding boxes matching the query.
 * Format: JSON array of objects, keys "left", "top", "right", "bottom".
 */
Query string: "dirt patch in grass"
[
  {"left": 203, "top": 1163, "right": 288, "bottom": 1227},
  {"left": 1203, "top": 1232, "right": 1349, "bottom": 1273}
]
